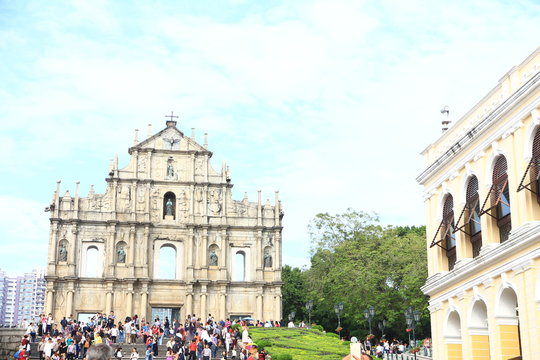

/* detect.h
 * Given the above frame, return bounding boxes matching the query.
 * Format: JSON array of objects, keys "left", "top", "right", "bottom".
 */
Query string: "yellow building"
[{"left": 419, "top": 47, "right": 540, "bottom": 360}]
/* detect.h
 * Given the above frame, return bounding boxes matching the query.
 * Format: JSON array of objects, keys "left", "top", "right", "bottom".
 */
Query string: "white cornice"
[
  {"left": 422, "top": 221, "right": 540, "bottom": 300},
  {"left": 417, "top": 72, "right": 540, "bottom": 187}
]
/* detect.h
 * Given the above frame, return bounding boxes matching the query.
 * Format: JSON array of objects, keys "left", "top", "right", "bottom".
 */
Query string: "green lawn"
[{"left": 248, "top": 327, "right": 350, "bottom": 360}]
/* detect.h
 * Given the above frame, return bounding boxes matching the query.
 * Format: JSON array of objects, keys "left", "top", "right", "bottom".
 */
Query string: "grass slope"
[{"left": 249, "top": 328, "right": 349, "bottom": 360}]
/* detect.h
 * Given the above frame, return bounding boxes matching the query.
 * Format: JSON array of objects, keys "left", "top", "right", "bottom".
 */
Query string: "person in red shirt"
[{"left": 188, "top": 339, "right": 197, "bottom": 360}]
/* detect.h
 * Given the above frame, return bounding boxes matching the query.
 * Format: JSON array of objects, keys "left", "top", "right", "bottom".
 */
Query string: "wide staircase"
[{"left": 27, "top": 341, "right": 229, "bottom": 360}]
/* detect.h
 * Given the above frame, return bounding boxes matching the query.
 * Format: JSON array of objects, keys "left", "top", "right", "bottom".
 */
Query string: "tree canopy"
[{"left": 283, "top": 209, "right": 430, "bottom": 341}]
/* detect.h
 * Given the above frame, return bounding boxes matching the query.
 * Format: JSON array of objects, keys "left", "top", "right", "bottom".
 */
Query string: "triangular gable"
[{"left": 131, "top": 125, "right": 207, "bottom": 152}]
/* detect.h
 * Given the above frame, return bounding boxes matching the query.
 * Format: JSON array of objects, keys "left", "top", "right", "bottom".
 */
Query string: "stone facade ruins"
[{"left": 44, "top": 119, "right": 283, "bottom": 323}]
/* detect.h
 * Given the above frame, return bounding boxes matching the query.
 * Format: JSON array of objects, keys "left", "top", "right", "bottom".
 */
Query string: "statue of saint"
[
  {"left": 167, "top": 163, "right": 174, "bottom": 178},
  {"left": 117, "top": 246, "right": 126, "bottom": 263},
  {"left": 166, "top": 198, "right": 173, "bottom": 216},
  {"left": 209, "top": 250, "right": 218, "bottom": 266},
  {"left": 58, "top": 243, "right": 67, "bottom": 262},
  {"left": 264, "top": 251, "right": 272, "bottom": 268}
]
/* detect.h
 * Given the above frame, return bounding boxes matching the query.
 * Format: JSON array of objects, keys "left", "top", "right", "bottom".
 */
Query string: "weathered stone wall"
[{"left": 0, "top": 329, "right": 25, "bottom": 359}]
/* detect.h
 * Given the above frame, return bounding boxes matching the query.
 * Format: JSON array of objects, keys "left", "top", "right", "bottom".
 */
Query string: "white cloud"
[{"left": 1, "top": 0, "right": 540, "bottom": 274}]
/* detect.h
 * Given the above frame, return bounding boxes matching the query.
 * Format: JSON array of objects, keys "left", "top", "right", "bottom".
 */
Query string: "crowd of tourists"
[{"left": 15, "top": 312, "right": 274, "bottom": 360}]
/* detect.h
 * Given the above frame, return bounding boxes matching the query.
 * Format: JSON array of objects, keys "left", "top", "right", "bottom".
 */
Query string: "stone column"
[
  {"left": 191, "top": 154, "right": 196, "bottom": 182},
  {"left": 190, "top": 184, "right": 195, "bottom": 222},
  {"left": 142, "top": 226, "right": 149, "bottom": 278},
  {"left": 140, "top": 291, "right": 148, "bottom": 321},
  {"left": 220, "top": 292, "right": 227, "bottom": 320},
  {"left": 68, "top": 225, "right": 79, "bottom": 277},
  {"left": 45, "top": 280, "right": 55, "bottom": 315},
  {"left": 204, "top": 154, "right": 209, "bottom": 182},
  {"left": 256, "top": 293, "right": 263, "bottom": 321},
  {"left": 128, "top": 226, "right": 135, "bottom": 278},
  {"left": 203, "top": 186, "right": 208, "bottom": 217},
  {"left": 186, "top": 293, "right": 193, "bottom": 317},
  {"left": 126, "top": 291, "right": 133, "bottom": 318},
  {"left": 107, "top": 224, "right": 117, "bottom": 277},
  {"left": 200, "top": 284, "right": 207, "bottom": 318},
  {"left": 65, "top": 290, "right": 74, "bottom": 317},
  {"left": 47, "top": 222, "right": 59, "bottom": 274},
  {"left": 105, "top": 291, "right": 113, "bottom": 314}
]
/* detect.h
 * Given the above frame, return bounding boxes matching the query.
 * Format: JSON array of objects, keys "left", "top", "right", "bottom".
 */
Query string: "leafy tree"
[
  {"left": 281, "top": 265, "right": 307, "bottom": 322},
  {"left": 285, "top": 209, "right": 430, "bottom": 341}
]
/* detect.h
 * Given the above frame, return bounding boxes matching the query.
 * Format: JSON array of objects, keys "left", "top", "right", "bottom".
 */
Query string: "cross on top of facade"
[{"left": 165, "top": 111, "right": 179, "bottom": 126}]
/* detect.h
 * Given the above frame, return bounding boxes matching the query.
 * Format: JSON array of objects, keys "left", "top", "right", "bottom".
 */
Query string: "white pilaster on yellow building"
[{"left": 418, "top": 47, "right": 540, "bottom": 360}]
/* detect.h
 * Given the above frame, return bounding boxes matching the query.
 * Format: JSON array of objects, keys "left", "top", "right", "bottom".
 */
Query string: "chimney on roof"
[{"left": 441, "top": 105, "right": 450, "bottom": 132}]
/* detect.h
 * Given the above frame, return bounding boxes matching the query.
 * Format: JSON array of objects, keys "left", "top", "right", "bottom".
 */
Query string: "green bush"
[
  {"left": 325, "top": 332, "right": 338, "bottom": 338},
  {"left": 311, "top": 325, "right": 324, "bottom": 332},
  {"left": 257, "top": 340, "right": 274, "bottom": 348},
  {"left": 231, "top": 323, "right": 242, "bottom": 332},
  {"left": 274, "top": 354, "right": 293, "bottom": 360}
]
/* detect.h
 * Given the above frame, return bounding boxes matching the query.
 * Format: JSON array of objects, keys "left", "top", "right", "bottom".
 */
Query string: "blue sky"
[{"left": 1, "top": 0, "right": 539, "bottom": 275}]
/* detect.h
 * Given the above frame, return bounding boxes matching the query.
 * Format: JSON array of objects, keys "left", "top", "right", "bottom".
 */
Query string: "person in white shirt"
[
  {"left": 287, "top": 321, "right": 295, "bottom": 328},
  {"left": 241, "top": 327, "right": 249, "bottom": 344}
]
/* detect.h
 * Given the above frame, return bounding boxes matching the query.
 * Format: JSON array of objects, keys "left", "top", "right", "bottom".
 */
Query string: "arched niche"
[
  {"left": 445, "top": 309, "right": 462, "bottom": 339},
  {"left": 263, "top": 246, "right": 273, "bottom": 268},
  {"left": 163, "top": 191, "right": 176, "bottom": 219},
  {"left": 57, "top": 239, "right": 69, "bottom": 262},
  {"left": 116, "top": 241, "right": 128, "bottom": 264},
  {"left": 470, "top": 299, "right": 489, "bottom": 329},
  {"left": 208, "top": 244, "right": 219, "bottom": 267}
]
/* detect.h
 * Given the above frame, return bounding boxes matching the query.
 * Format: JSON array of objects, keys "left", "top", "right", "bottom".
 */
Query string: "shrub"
[
  {"left": 325, "top": 332, "right": 338, "bottom": 338},
  {"left": 231, "top": 324, "right": 242, "bottom": 332},
  {"left": 257, "top": 340, "right": 273, "bottom": 348},
  {"left": 311, "top": 325, "right": 324, "bottom": 332},
  {"left": 275, "top": 354, "right": 293, "bottom": 360}
]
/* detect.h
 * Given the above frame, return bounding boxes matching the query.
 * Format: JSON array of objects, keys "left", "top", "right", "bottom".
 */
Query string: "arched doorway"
[
  {"left": 469, "top": 299, "right": 490, "bottom": 359},
  {"left": 496, "top": 287, "right": 521, "bottom": 358}
]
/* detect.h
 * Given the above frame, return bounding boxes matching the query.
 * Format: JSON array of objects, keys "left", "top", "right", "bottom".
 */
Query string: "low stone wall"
[{"left": 0, "top": 328, "right": 25, "bottom": 359}]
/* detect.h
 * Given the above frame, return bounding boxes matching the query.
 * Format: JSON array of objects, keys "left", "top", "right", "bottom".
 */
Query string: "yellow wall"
[
  {"left": 470, "top": 335, "right": 490, "bottom": 360},
  {"left": 498, "top": 325, "right": 521, "bottom": 359},
  {"left": 446, "top": 343, "right": 463, "bottom": 360}
]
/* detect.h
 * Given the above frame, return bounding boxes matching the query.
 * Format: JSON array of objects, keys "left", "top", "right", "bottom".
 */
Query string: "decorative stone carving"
[
  {"left": 136, "top": 188, "right": 146, "bottom": 212},
  {"left": 178, "top": 190, "right": 189, "bottom": 219},
  {"left": 58, "top": 242, "right": 67, "bottom": 262},
  {"left": 208, "top": 190, "right": 222, "bottom": 215},
  {"left": 138, "top": 156, "right": 147, "bottom": 173},
  {"left": 265, "top": 234, "right": 273, "bottom": 246},
  {"left": 195, "top": 188, "right": 204, "bottom": 215},
  {"left": 117, "top": 186, "right": 131, "bottom": 212},
  {"left": 195, "top": 158, "right": 204, "bottom": 175}
]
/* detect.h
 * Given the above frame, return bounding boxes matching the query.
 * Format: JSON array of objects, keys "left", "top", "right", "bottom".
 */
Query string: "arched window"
[
  {"left": 443, "top": 196, "right": 456, "bottom": 270},
  {"left": 518, "top": 127, "right": 540, "bottom": 203},
  {"left": 455, "top": 177, "right": 482, "bottom": 257},
  {"left": 481, "top": 156, "right": 511, "bottom": 242},
  {"left": 233, "top": 251, "right": 246, "bottom": 281},
  {"left": 263, "top": 247, "right": 273, "bottom": 268},
  {"left": 445, "top": 310, "right": 463, "bottom": 359},
  {"left": 158, "top": 245, "right": 177, "bottom": 279},
  {"left": 85, "top": 246, "right": 99, "bottom": 277},
  {"left": 466, "top": 177, "right": 482, "bottom": 256},
  {"left": 163, "top": 192, "right": 176, "bottom": 219},
  {"left": 430, "top": 194, "right": 457, "bottom": 270}
]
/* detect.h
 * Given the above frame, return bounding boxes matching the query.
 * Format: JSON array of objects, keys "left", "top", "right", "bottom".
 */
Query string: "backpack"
[{"left": 14, "top": 351, "right": 20, "bottom": 359}]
